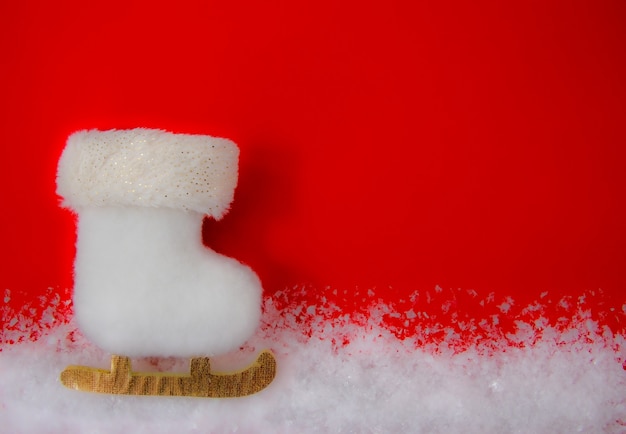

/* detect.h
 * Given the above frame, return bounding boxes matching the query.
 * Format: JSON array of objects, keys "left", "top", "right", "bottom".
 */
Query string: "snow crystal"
[{"left": 1, "top": 287, "right": 625, "bottom": 433}]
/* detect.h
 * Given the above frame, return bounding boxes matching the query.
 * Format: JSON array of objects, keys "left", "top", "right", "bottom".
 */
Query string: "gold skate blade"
[{"left": 60, "top": 350, "right": 276, "bottom": 398}]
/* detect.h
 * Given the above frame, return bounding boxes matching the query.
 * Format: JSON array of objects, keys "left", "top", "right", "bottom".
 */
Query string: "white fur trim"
[{"left": 56, "top": 128, "right": 239, "bottom": 218}]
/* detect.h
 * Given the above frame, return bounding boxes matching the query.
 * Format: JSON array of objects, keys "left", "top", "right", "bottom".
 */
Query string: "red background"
[{"left": 1, "top": 1, "right": 625, "bottom": 327}]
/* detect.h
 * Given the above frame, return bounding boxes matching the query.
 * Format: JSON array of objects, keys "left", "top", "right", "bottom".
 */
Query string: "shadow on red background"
[{"left": 1, "top": 1, "right": 625, "bottom": 328}]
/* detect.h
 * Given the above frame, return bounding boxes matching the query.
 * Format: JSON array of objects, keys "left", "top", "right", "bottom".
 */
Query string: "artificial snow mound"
[{"left": 1, "top": 286, "right": 625, "bottom": 433}]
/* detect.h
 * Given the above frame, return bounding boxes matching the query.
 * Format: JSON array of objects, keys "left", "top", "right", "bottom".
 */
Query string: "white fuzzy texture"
[
  {"left": 73, "top": 207, "right": 262, "bottom": 357},
  {"left": 0, "top": 291, "right": 625, "bottom": 433},
  {"left": 56, "top": 129, "right": 261, "bottom": 357},
  {"left": 57, "top": 129, "right": 239, "bottom": 218}
]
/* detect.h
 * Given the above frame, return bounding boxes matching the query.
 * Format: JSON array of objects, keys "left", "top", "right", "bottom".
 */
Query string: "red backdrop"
[{"left": 2, "top": 1, "right": 625, "bottom": 329}]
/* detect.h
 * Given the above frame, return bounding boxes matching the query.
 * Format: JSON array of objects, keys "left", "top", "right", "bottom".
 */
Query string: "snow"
[{"left": 1, "top": 287, "right": 625, "bottom": 433}]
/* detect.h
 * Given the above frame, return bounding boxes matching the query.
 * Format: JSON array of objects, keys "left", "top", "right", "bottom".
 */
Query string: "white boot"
[{"left": 57, "top": 129, "right": 262, "bottom": 358}]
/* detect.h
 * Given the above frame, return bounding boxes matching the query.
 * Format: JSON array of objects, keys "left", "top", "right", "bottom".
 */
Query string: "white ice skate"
[{"left": 56, "top": 128, "right": 275, "bottom": 397}]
